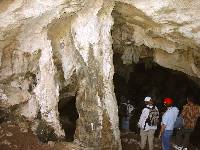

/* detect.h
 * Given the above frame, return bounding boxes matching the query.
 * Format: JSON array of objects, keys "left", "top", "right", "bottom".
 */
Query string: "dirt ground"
[
  {"left": 0, "top": 120, "right": 199, "bottom": 150},
  {"left": 121, "top": 132, "right": 162, "bottom": 150},
  {"left": 121, "top": 131, "right": 200, "bottom": 150},
  {"left": 0, "top": 121, "right": 53, "bottom": 150},
  {"left": 0, "top": 122, "right": 161, "bottom": 150}
]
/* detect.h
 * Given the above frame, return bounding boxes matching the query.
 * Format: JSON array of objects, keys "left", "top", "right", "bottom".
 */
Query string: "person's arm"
[
  {"left": 198, "top": 106, "right": 200, "bottom": 116},
  {"left": 159, "top": 111, "right": 168, "bottom": 139},
  {"left": 138, "top": 108, "right": 148, "bottom": 128},
  {"left": 159, "top": 123, "right": 166, "bottom": 139}
]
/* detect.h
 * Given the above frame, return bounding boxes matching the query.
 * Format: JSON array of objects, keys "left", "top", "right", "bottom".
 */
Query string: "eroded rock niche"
[
  {"left": 1, "top": 0, "right": 200, "bottom": 149},
  {"left": 58, "top": 88, "right": 78, "bottom": 141}
]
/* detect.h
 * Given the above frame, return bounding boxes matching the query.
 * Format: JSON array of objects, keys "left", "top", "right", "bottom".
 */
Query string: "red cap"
[{"left": 163, "top": 98, "right": 173, "bottom": 105}]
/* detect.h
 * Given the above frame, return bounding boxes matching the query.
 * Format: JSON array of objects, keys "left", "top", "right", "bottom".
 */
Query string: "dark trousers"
[{"left": 175, "top": 128, "right": 193, "bottom": 147}]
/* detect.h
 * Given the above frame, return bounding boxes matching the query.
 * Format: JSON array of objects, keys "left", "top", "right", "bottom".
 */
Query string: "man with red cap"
[{"left": 159, "top": 98, "right": 179, "bottom": 150}]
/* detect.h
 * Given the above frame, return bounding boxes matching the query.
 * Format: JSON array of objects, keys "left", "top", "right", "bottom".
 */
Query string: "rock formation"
[{"left": 0, "top": 0, "right": 200, "bottom": 149}]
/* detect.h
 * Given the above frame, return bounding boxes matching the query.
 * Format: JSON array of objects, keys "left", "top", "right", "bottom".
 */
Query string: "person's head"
[
  {"left": 186, "top": 96, "right": 195, "bottom": 104},
  {"left": 163, "top": 97, "right": 173, "bottom": 107},
  {"left": 121, "top": 96, "right": 126, "bottom": 103},
  {"left": 144, "top": 96, "right": 153, "bottom": 105}
]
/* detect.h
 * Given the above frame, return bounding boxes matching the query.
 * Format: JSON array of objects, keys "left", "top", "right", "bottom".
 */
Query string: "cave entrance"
[
  {"left": 111, "top": 3, "right": 200, "bottom": 148},
  {"left": 58, "top": 90, "right": 79, "bottom": 141},
  {"left": 113, "top": 54, "right": 200, "bottom": 148},
  {"left": 114, "top": 56, "right": 200, "bottom": 130}
]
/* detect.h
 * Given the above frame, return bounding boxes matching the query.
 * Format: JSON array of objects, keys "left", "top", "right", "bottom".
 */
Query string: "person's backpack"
[
  {"left": 145, "top": 106, "right": 159, "bottom": 127},
  {"left": 174, "top": 115, "right": 184, "bottom": 129}
]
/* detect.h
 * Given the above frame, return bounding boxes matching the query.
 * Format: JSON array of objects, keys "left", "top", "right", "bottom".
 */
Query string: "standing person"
[
  {"left": 138, "top": 96, "right": 159, "bottom": 150},
  {"left": 174, "top": 111, "right": 184, "bottom": 148},
  {"left": 159, "top": 98, "right": 179, "bottom": 150},
  {"left": 126, "top": 100, "right": 135, "bottom": 131},
  {"left": 180, "top": 96, "right": 200, "bottom": 149},
  {"left": 120, "top": 97, "right": 134, "bottom": 132}
]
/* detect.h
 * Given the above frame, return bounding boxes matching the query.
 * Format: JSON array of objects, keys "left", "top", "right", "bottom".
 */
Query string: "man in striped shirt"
[{"left": 180, "top": 97, "right": 200, "bottom": 148}]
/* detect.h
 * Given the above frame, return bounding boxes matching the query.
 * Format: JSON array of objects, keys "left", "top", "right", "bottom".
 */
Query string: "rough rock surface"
[
  {"left": 0, "top": 0, "right": 200, "bottom": 149},
  {"left": 113, "top": 1, "right": 200, "bottom": 78}
]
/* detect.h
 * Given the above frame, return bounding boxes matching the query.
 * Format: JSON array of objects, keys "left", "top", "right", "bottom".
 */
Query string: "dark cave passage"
[
  {"left": 113, "top": 55, "right": 200, "bottom": 148},
  {"left": 58, "top": 92, "right": 79, "bottom": 142},
  {"left": 114, "top": 57, "right": 200, "bottom": 107}
]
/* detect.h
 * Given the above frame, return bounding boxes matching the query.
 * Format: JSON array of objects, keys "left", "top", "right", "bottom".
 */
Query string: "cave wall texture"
[{"left": 0, "top": 0, "right": 200, "bottom": 149}]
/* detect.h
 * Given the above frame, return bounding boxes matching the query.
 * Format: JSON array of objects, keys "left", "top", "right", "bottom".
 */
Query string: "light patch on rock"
[
  {"left": 0, "top": 89, "right": 8, "bottom": 102},
  {"left": 20, "top": 95, "right": 39, "bottom": 120},
  {"left": 2, "top": 139, "right": 11, "bottom": 145},
  {"left": 6, "top": 131, "right": 13, "bottom": 137}
]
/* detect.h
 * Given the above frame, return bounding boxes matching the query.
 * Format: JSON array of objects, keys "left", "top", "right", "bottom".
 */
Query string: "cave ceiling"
[{"left": 112, "top": 1, "right": 200, "bottom": 78}]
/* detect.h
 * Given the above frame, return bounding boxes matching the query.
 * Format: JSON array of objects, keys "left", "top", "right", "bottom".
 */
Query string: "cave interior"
[{"left": 56, "top": 1, "right": 200, "bottom": 144}]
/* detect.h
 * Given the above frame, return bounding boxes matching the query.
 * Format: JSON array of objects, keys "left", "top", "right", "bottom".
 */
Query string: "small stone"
[
  {"left": 21, "top": 127, "right": 28, "bottom": 133},
  {"left": 2, "top": 139, "right": 11, "bottom": 145},
  {"left": 6, "top": 121, "right": 11, "bottom": 124},
  {"left": 8, "top": 124, "right": 15, "bottom": 127},
  {"left": 129, "top": 138, "right": 137, "bottom": 144},
  {"left": 6, "top": 131, "right": 13, "bottom": 136},
  {"left": 48, "top": 141, "right": 55, "bottom": 147},
  {"left": 19, "top": 123, "right": 28, "bottom": 133},
  {"left": 122, "top": 138, "right": 128, "bottom": 143}
]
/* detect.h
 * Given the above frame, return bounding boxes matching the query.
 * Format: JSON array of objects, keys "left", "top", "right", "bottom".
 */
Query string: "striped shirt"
[{"left": 181, "top": 103, "right": 200, "bottom": 129}]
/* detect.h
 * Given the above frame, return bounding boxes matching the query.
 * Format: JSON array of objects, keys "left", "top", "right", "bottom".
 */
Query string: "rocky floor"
[
  {"left": 0, "top": 121, "right": 53, "bottom": 150},
  {"left": 0, "top": 119, "right": 199, "bottom": 150},
  {"left": 0, "top": 117, "right": 88, "bottom": 150},
  {"left": 121, "top": 132, "right": 162, "bottom": 150},
  {"left": 121, "top": 131, "right": 200, "bottom": 150}
]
